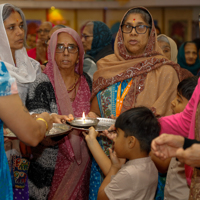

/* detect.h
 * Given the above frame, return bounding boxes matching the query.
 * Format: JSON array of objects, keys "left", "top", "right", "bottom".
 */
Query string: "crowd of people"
[{"left": 1, "top": 2, "right": 200, "bottom": 200}]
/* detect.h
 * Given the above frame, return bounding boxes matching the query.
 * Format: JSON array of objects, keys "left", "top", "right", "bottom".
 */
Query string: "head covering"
[
  {"left": 157, "top": 34, "right": 178, "bottom": 63},
  {"left": 178, "top": 42, "right": 200, "bottom": 75},
  {"left": 0, "top": 3, "right": 40, "bottom": 84},
  {"left": 43, "top": 27, "right": 85, "bottom": 116},
  {"left": 86, "top": 21, "right": 112, "bottom": 57},
  {"left": 43, "top": 28, "right": 91, "bottom": 199},
  {"left": 92, "top": 7, "right": 189, "bottom": 102}
]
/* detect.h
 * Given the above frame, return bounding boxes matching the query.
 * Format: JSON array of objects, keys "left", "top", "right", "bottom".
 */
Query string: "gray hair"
[
  {"left": 157, "top": 35, "right": 169, "bottom": 44},
  {"left": 53, "top": 24, "right": 67, "bottom": 29},
  {"left": 3, "top": 4, "right": 27, "bottom": 46},
  {"left": 122, "top": 8, "right": 152, "bottom": 32}
]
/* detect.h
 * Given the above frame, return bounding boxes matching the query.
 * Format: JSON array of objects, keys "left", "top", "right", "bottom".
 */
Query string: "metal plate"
[
  {"left": 4, "top": 123, "right": 72, "bottom": 138},
  {"left": 4, "top": 129, "right": 17, "bottom": 138},
  {"left": 46, "top": 123, "right": 72, "bottom": 137},
  {"left": 66, "top": 117, "right": 99, "bottom": 128},
  {"left": 72, "top": 118, "right": 116, "bottom": 132}
]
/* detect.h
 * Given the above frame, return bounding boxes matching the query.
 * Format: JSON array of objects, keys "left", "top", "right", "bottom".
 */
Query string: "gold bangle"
[{"left": 36, "top": 118, "right": 48, "bottom": 131}]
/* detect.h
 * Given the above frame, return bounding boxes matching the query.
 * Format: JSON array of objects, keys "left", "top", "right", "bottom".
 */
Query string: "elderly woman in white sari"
[
  {"left": 0, "top": 3, "right": 42, "bottom": 199},
  {"left": 0, "top": 3, "right": 67, "bottom": 200},
  {"left": 157, "top": 34, "right": 178, "bottom": 63},
  {"left": 0, "top": 4, "right": 41, "bottom": 103}
]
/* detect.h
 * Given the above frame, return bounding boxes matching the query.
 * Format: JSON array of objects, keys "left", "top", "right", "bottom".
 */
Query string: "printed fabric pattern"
[
  {"left": 89, "top": 79, "right": 131, "bottom": 200},
  {"left": 0, "top": 61, "right": 18, "bottom": 200}
]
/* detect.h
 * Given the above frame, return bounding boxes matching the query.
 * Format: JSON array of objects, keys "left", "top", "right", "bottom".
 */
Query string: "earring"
[{"left": 76, "top": 60, "right": 79, "bottom": 64}]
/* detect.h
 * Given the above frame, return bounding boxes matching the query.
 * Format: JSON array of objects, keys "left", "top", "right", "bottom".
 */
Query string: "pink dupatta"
[
  {"left": 43, "top": 28, "right": 91, "bottom": 200},
  {"left": 159, "top": 78, "right": 200, "bottom": 185}
]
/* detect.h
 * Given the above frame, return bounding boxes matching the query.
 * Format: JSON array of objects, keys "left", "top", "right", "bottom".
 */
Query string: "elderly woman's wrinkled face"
[
  {"left": 184, "top": 43, "right": 198, "bottom": 66},
  {"left": 37, "top": 22, "right": 52, "bottom": 44},
  {"left": 81, "top": 24, "right": 93, "bottom": 53},
  {"left": 4, "top": 11, "right": 24, "bottom": 51},
  {"left": 122, "top": 13, "right": 150, "bottom": 56},
  {"left": 158, "top": 41, "right": 171, "bottom": 60},
  {"left": 55, "top": 32, "right": 79, "bottom": 71}
]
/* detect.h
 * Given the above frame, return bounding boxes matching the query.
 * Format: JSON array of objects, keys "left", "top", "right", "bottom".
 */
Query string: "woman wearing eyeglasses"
[
  {"left": 26, "top": 28, "right": 92, "bottom": 200},
  {"left": 81, "top": 21, "right": 113, "bottom": 80},
  {"left": 87, "top": 7, "right": 192, "bottom": 200}
]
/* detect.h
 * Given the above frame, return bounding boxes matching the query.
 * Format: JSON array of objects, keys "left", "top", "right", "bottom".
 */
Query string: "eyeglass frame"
[
  {"left": 81, "top": 33, "right": 93, "bottom": 40},
  {"left": 55, "top": 44, "right": 79, "bottom": 54},
  {"left": 121, "top": 24, "right": 151, "bottom": 34},
  {"left": 37, "top": 29, "right": 50, "bottom": 34}
]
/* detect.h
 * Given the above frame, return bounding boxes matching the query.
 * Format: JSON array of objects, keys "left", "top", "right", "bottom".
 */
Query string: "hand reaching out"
[
  {"left": 102, "top": 124, "right": 116, "bottom": 140},
  {"left": 51, "top": 113, "right": 74, "bottom": 124},
  {"left": 87, "top": 112, "right": 98, "bottom": 119},
  {"left": 151, "top": 134, "right": 184, "bottom": 160},
  {"left": 176, "top": 144, "right": 200, "bottom": 167},
  {"left": 82, "top": 126, "right": 99, "bottom": 141}
]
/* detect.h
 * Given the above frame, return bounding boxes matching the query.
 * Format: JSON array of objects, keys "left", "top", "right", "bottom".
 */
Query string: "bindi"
[
  {"left": 16, "top": 19, "right": 18, "bottom": 22},
  {"left": 133, "top": 18, "right": 135, "bottom": 23}
]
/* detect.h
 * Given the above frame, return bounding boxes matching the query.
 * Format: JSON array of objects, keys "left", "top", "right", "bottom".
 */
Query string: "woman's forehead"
[
  {"left": 57, "top": 32, "right": 77, "bottom": 44},
  {"left": 184, "top": 43, "right": 197, "bottom": 52},
  {"left": 4, "top": 11, "right": 22, "bottom": 24},
  {"left": 124, "top": 13, "right": 146, "bottom": 24}
]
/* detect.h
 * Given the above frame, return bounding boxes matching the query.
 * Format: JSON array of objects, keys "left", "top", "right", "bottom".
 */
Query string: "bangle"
[
  {"left": 43, "top": 60, "right": 48, "bottom": 65},
  {"left": 36, "top": 118, "right": 48, "bottom": 131}
]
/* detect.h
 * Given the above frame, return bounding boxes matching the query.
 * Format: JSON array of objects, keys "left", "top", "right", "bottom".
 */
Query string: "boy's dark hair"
[
  {"left": 115, "top": 107, "right": 160, "bottom": 154},
  {"left": 177, "top": 76, "right": 199, "bottom": 100}
]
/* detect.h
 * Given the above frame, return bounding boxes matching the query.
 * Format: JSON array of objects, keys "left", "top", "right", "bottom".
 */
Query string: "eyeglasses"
[
  {"left": 37, "top": 29, "right": 50, "bottom": 34},
  {"left": 121, "top": 24, "right": 151, "bottom": 34},
  {"left": 81, "top": 33, "right": 93, "bottom": 40},
  {"left": 55, "top": 44, "right": 79, "bottom": 54}
]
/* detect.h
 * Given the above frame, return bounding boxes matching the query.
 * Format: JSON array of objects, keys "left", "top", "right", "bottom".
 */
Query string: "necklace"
[
  {"left": 67, "top": 76, "right": 77, "bottom": 92},
  {"left": 116, "top": 79, "right": 133, "bottom": 117}
]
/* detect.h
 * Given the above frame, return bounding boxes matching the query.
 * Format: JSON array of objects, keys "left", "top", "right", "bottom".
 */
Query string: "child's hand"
[
  {"left": 82, "top": 126, "right": 99, "bottom": 141},
  {"left": 102, "top": 124, "right": 116, "bottom": 140},
  {"left": 109, "top": 148, "right": 126, "bottom": 170}
]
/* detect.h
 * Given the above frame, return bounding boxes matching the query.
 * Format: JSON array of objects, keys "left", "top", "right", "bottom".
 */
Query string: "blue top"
[{"left": 0, "top": 61, "right": 18, "bottom": 200}]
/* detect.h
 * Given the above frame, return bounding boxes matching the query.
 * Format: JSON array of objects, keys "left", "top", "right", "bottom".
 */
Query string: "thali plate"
[
  {"left": 4, "top": 123, "right": 72, "bottom": 138},
  {"left": 72, "top": 118, "right": 116, "bottom": 132},
  {"left": 66, "top": 117, "right": 99, "bottom": 128}
]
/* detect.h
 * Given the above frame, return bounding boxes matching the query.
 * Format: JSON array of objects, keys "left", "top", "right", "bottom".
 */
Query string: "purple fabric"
[{"left": 13, "top": 179, "right": 29, "bottom": 200}]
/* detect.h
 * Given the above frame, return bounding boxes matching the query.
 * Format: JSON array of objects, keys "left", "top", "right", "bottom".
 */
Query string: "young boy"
[
  {"left": 84, "top": 107, "right": 160, "bottom": 200},
  {"left": 164, "top": 76, "right": 199, "bottom": 200}
]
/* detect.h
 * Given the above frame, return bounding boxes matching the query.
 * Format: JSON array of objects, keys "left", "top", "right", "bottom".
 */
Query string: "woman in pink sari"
[{"left": 26, "top": 28, "right": 92, "bottom": 200}]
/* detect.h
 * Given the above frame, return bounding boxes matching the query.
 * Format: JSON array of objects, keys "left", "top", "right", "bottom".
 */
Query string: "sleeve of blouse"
[
  {"left": 159, "top": 79, "right": 199, "bottom": 137},
  {"left": 0, "top": 61, "right": 18, "bottom": 96},
  {"left": 26, "top": 73, "right": 58, "bottom": 114},
  {"left": 183, "top": 138, "right": 200, "bottom": 149}
]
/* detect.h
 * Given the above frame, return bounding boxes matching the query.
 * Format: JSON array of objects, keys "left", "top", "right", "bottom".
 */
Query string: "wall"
[{"left": 22, "top": 7, "right": 198, "bottom": 41}]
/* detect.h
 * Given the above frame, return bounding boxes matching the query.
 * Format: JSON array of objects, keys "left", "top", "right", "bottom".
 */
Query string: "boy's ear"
[{"left": 128, "top": 136, "right": 136, "bottom": 149}]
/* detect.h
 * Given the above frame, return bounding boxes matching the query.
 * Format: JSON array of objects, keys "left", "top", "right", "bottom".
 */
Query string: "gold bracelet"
[{"left": 36, "top": 118, "right": 48, "bottom": 131}]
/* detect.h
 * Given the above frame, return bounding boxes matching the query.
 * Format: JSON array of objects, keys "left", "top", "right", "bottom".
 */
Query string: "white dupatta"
[{"left": 0, "top": 3, "right": 41, "bottom": 103}]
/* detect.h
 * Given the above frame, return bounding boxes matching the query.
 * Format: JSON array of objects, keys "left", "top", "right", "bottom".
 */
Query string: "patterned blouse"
[{"left": 0, "top": 61, "right": 18, "bottom": 200}]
